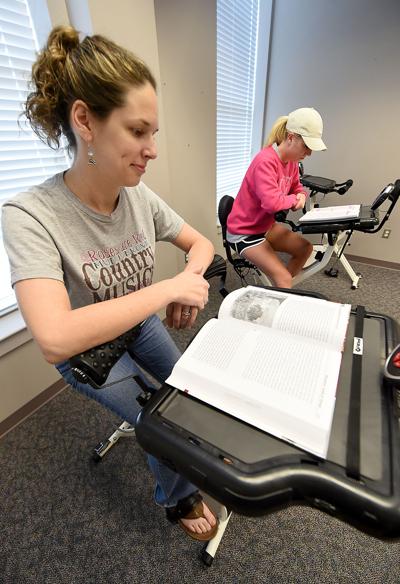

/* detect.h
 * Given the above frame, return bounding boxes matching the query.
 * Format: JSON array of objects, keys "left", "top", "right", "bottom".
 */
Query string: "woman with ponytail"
[
  {"left": 226, "top": 107, "right": 327, "bottom": 288},
  {"left": 1, "top": 26, "right": 218, "bottom": 541}
]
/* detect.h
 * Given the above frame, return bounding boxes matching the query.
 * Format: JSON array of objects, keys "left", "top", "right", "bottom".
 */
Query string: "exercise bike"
[{"left": 218, "top": 177, "right": 399, "bottom": 290}]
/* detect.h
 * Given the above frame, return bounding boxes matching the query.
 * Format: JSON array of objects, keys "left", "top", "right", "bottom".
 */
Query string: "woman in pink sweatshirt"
[{"left": 226, "top": 107, "right": 326, "bottom": 288}]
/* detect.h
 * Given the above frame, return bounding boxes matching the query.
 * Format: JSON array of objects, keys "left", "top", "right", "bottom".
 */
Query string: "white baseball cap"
[{"left": 286, "top": 107, "right": 327, "bottom": 151}]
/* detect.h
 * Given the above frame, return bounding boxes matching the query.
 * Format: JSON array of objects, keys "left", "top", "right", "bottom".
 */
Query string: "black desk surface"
[
  {"left": 136, "top": 310, "right": 400, "bottom": 535},
  {"left": 298, "top": 205, "right": 379, "bottom": 234}
]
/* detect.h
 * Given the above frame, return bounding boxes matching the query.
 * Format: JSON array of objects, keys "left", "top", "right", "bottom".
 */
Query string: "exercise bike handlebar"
[
  {"left": 300, "top": 173, "right": 353, "bottom": 197},
  {"left": 335, "top": 179, "right": 353, "bottom": 195}
]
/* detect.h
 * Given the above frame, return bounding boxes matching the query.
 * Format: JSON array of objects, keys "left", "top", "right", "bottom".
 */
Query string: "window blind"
[
  {"left": 0, "top": 0, "right": 69, "bottom": 314},
  {"left": 216, "top": 0, "right": 260, "bottom": 210}
]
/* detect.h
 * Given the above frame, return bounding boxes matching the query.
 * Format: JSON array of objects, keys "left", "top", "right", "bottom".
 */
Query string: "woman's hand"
[
  {"left": 167, "top": 269, "right": 209, "bottom": 310},
  {"left": 165, "top": 302, "right": 199, "bottom": 329},
  {"left": 291, "top": 192, "right": 306, "bottom": 211},
  {"left": 164, "top": 268, "right": 208, "bottom": 329},
  {"left": 165, "top": 223, "right": 213, "bottom": 329}
]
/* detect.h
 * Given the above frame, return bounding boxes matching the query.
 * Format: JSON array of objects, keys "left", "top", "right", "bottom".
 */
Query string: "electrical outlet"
[{"left": 382, "top": 229, "right": 391, "bottom": 239}]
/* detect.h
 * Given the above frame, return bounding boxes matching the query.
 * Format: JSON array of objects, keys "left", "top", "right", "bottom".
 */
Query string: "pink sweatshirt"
[{"left": 227, "top": 146, "right": 305, "bottom": 235}]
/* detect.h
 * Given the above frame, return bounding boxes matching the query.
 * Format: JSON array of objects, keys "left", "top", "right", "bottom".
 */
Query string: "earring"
[{"left": 88, "top": 144, "right": 96, "bottom": 166}]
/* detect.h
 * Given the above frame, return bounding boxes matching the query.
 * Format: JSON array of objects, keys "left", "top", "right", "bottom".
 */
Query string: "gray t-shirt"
[{"left": 1, "top": 172, "right": 184, "bottom": 309}]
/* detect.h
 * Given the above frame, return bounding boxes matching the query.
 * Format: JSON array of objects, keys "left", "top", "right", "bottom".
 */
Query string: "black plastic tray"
[
  {"left": 298, "top": 205, "right": 379, "bottom": 234},
  {"left": 136, "top": 310, "right": 400, "bottom": 536}
]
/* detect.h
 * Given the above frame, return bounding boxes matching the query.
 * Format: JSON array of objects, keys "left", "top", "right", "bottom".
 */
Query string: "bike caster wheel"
[
  {"left": 351, "top": 273, "right": 362, "bottom": 289},
  {"left": 325, "top": 268, "right": 339, "bottom": 278},
  {"left": 92, "top": 440, "right": 111, "bottom": 462},
  {"left": 201, "top": 549, "right": 214, "bottom": 567}
]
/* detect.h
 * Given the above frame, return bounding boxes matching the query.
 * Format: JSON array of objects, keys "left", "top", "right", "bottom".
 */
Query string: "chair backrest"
[
  {"left": 217, "top": 195, "right": 264, "bottom": 279},
  {"left": 218, "top": 195, "right": 234, "bottom": 232},
  {"left": 218, "top": 196, "right": 236, "bottom": 264}
]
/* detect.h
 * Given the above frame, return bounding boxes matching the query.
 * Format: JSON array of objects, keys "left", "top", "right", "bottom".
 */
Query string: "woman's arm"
[
  {"left": 291, "top": 192, "right": 307, "bottom": 211},
  {"left": 255, "top": 159, "right": 299, "bottom": 213},
  {"left": 15, "top": 266, "right": 209, "bottom": 364},
  {"left": 173, "top": 223, "right": 215, "bottom": 275},
  {"left": 165, "top": 223, "right": 215, "bottom": 329},
  {"left": 290, "top": 165, "right": 308, "bottom": 210}
]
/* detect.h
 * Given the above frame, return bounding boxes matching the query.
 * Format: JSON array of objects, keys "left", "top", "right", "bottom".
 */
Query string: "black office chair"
[{"left": 218, "top": 195, "right": 265, "bottom": 287}]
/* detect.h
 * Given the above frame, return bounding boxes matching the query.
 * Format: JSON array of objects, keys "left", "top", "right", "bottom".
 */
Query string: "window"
[
  {"left": 0, "top": 0, "right": 69, "bottom": 315},
  {"left": 216, "top": 0, "right": 272, "bottom": 212}
]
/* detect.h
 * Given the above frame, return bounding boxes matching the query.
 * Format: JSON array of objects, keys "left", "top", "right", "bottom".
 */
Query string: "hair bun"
[
  {"left": 47, "top": 25, "right": 80, "bottom": 57},
  {"left": 25, "top": 26, "right": 80, "bottom": 149}
]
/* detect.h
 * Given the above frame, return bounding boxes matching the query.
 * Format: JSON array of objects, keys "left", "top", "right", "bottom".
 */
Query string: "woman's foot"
[
  {"left": 180, "top": 500, "right": 217, "bottom": 539},
  {"left": 166, "top": 492, "right": 219, "bottom": 541}
]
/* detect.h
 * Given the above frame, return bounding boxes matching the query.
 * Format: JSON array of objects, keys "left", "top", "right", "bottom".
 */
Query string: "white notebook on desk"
[
  {"left": 299, "top": 204, "right": 361, "bottom": 223},
  {"left": 166, "top": 286, "right": 351, "bottom": 458}
]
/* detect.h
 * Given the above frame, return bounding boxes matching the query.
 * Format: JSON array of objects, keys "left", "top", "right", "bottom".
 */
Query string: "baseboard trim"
[
  {"left": 346, "top": 254, "right": 400, "bottom": 271},
  {"left": 0, "top": 378, "right": 67, "bottom": 439}
]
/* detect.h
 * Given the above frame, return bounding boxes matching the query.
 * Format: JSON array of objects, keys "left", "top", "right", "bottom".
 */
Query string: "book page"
[
  {"left": 299, "top": 204, "right": 360, "bottom": 223},
  {"left": 218, "top": 286, "right": 350, "bottom": 351},
  {"left": 166, "top": 318, "right": 340, "bottom": 458},
  {"left": 272, "top": 295, "right": 351, "bottom": 351}
]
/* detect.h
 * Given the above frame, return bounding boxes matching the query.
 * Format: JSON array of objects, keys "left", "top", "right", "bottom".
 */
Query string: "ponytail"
[{"left": 265, "top": 115, "right": 289, "bottom": 146}]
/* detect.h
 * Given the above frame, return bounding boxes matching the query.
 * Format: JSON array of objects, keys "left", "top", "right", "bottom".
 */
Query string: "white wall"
[
  {"left": 264, "top": 0, "right": 400, "bottom": 263},
  {"left": 154, "top": 0, "right": 218, "bottom": 259}
]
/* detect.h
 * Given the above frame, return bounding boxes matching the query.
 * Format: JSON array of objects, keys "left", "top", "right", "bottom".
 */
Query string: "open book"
[
  {"left": 166, "top": 286, "right": 351, "bottom": 458},
  {"left": 299, "top": 204, "right": 361, "bottom": 223}
]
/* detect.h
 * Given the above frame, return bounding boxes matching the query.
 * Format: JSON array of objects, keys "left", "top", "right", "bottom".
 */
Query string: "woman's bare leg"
[
  {"left": 266, "top": 223, "right": 313, "bottom": 276},
  {"left": 243, "top": 240, "right": 293, "bottom": 288}
]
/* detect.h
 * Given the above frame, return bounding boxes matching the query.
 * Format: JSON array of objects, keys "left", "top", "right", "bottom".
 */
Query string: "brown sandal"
[{"left": 166, "top": 492, "right": 219, "bottom": 541}]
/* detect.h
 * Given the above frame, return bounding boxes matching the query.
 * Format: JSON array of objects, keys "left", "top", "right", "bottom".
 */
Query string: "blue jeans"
[{"left": 56, "top": 314, "right": 197, "bottom": 507}]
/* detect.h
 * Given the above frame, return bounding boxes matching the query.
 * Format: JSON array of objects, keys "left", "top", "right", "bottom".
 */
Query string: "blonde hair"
[
  {"left": 265, "top": 115, "right": 289, "bottom": 146},
  {"left": 24, "top": 26, "right": 157, "bottom": 151}
]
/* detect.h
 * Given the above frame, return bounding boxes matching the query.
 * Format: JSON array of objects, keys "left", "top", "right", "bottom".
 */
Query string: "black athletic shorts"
[{"left": 227, "top": 233, "right": 266, "bottom": 256}]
